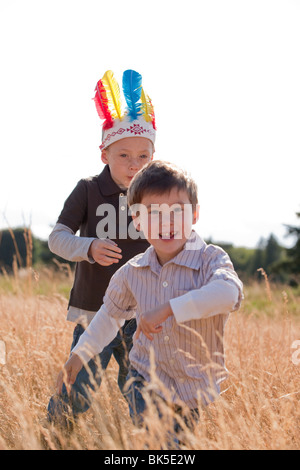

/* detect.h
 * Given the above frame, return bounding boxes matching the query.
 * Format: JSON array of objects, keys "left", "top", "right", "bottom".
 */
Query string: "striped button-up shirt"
[{"left": 73, "top": 231, "right": 243, "bottom": 408}]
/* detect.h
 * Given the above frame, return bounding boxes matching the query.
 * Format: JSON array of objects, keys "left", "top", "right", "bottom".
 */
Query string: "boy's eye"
[
  {"left": 140, "top": 154, "right": 149, "bottom": 159},
  {"left": 120, "top": 154, "right": 127, "bottom": 158}
]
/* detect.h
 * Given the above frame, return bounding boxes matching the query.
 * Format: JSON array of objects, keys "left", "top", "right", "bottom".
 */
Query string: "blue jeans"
[
  {"left": 47, "top": 319, "right": 136, "bottom": 425},
  {"left": 124, "top": 367, "right": 199, "bottom": 446}
]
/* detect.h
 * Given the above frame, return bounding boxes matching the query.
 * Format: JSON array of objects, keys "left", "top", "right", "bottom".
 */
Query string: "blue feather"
[{"left": 122, "top": 70, "right": 142, "bottom": 120}]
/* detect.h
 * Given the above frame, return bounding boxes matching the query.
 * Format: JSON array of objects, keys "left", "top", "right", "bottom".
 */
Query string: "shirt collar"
[
  {"left": 128, "top": 231, "right": 206, "bottom": 272},
  {"left": 97, "top": 165, "right": 126, "bottom": 196}
]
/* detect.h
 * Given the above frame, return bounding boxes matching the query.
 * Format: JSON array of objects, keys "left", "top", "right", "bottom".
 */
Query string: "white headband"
[{"left": 100, "top": 115, "right": 156, "bottom": 150}]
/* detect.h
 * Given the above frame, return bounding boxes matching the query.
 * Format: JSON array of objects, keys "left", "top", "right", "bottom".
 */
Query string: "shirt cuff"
[{"left": 169, "top": 291, "right": 197, "bottom": 324}]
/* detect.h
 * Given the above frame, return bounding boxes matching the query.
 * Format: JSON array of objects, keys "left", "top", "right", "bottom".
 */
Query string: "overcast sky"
[{"left": 0, "top": 0, "right": 299, "bottom": 248}]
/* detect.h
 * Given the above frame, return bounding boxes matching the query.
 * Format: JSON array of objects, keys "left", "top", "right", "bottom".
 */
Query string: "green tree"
[
  {"left": 0, "top": 227, "right": 74, "bottom": 272},
  {"left": 264, "top": 233, "right": 283, "bottom": 271},
  {"left": 220, "top": 244, "right": 255, "bottom": 280},
  {"left": 250, "top": 237, "right": 266, "bottom": 277},
  {"left": 0, "top": 228, "right": 28, "bottom": 271},
  {"left": 270, "top": 212, "right": 300, "bottom": 285}
]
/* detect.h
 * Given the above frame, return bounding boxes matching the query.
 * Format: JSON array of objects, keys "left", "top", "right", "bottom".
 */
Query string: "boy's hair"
[{"left": 128, "top": 160, "right": 198, "bottom": 208}]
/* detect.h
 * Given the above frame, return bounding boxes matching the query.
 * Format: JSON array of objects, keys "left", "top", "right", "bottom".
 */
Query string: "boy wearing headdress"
[{"left": 47, "top": 70, "right": 156, "bottom": 427}]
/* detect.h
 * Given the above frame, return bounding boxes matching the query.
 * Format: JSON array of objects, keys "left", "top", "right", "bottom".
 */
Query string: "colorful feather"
[
  {"left": 122, "top": 69, "right": 142, "bottom": 120},
  {"left": 101, "top": 70, "right": 123, "bottom": 120},
  {"left": 93, "top": 79, "right": 114, "bottom": 130},
  {"left": 141, "top": 88, "right": 156, "bottom": 129}
]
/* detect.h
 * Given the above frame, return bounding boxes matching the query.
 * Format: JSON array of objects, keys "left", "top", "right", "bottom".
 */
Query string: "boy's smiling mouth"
[{"left": 158, "top": 231, "right": 178, "bottom": 240}]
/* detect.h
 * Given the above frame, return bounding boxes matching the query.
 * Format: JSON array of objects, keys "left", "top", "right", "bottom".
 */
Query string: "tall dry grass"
[{"left": 0, "top": 264, "right": 299, "bottom": 450}]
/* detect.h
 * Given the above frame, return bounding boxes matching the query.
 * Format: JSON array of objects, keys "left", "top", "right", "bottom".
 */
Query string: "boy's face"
[
  {"left": 133, "top": 187, "right": 199, "bottom": 265},
  {"left": 101, "top": 137, "right": 154, "bottom": 189}
]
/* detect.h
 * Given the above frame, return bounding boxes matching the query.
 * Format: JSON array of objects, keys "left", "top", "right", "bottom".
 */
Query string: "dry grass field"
[{"left": 0, "top": 266, "right": 299, "bottom": 450}]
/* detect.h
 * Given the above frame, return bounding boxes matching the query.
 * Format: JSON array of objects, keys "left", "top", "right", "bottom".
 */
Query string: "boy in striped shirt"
[{"left": 57, "top": 160, "right": 243, "bottom": 438}]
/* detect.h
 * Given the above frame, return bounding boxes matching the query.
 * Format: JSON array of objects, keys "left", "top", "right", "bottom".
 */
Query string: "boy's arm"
[
  {"left": 56, "top": 267, "right": 136, "bottom": 392},
  {"left": 169, "top": 278, "right": 240, "bottom": 323},
  {"left": 50, "top": 179, "right": 122, "bottom": 265},
  {"left": 170, "top": 246, "right": 243, "bottom": 323},
  {"left": 136, "top": 280, "right": 239, "bottom": 339},
  {"left": 57, "top": 304, "right": 125, "bottom": 394},
  {"left": 71, "top": 306, "right": 125, "bottom": 363},
  {"left": 137, "top": 247, "right": 243, "bottom": 337},
  {"left": 49, "top": 223, "right": 122, "bottom": 265},
  {"left": 49, "top": 179, "right": 96, "bottom": 262},
  {"left": 48, "top": 223, "right": 96, "bottom": 262}
]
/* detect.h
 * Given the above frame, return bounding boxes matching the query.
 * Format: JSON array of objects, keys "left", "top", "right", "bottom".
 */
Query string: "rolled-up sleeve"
[{"left": 170, "top": 279, "right": 240, "bottom": 323}]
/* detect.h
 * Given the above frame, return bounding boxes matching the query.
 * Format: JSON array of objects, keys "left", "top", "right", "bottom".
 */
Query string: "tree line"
[
  {"left": 0, "top": 213, "right": 299, "bottom": 285},
  {"left": 216, "top": 212, "right": 300, "bottom": 285}
]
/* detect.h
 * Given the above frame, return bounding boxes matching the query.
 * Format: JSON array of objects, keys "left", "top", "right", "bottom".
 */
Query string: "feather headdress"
[{"left": 94, "top": 69, "right": 156, "bottom": 149}]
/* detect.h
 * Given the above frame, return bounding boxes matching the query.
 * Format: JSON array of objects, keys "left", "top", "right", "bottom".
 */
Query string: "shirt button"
[
  {"left": 170, "top": 359, "right": 175, "bottom": 365},
  {"left": 164, "top": 335, "right": 170, "bottom": 342},
  {"left": 120, "top": 206, "right": 126, "bottom": 211},
  {"left": 162, "top": 281, "right": 168, "bottom": 287},
  {"left": 179, "top": 378, "right": 185, "bottom": 384}
]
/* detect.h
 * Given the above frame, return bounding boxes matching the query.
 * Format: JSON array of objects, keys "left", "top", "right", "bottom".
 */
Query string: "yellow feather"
[
  {"left": 101, "top": 70, "right": 123, "bottom": 120},
  {"left": 140, "top": 88, "right": 153, "bottom": 122}
]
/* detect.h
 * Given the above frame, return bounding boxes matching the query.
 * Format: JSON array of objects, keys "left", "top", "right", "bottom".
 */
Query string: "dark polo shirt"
[{"left": 57, "top": 165, "right": 149, "bottom": 312}]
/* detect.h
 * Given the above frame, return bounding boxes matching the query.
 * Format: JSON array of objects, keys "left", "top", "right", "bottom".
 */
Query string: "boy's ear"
[
  {"left": 101, "top": 149, "right": 109, "bottom": 165},
  {"left": 193, "top": 204, "right": 200, "bottom": 224}
]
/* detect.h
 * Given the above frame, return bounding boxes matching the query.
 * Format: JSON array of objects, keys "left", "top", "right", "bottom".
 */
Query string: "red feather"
[{"left": 93, "top": 80, "right": 114, "bottom": 130}]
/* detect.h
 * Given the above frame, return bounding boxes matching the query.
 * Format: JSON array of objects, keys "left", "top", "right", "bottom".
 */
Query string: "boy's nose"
[
  {"left": 160, "top": 212, "right": 174, "bottom": 228},
  {"left": 129, "top": 157, "right": 142, "bottom": 171}
]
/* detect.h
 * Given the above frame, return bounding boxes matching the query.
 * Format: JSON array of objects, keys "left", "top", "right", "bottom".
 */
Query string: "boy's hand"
[
  {"left": 56, "top": 353, "right": 83, "bottom": 395},
  {"left": 136, "top": 303, "right": 173, "bottom": 341},
  {"left": 88, "top": 239, "right": 122, "bottom": 266}
]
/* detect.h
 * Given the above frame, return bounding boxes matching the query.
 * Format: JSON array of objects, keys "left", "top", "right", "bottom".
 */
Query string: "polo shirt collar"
[
  {"left": 97, "top": 165, "right": 126, "bottom": 196},
  {"left": 170, "top": 231, "right": 206, "bottom": 269}
]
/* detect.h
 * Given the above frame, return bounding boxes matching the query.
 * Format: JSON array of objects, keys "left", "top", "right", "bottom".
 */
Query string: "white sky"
[{"left": 0, "top": 0, "right": 299, "bottom": 248}]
